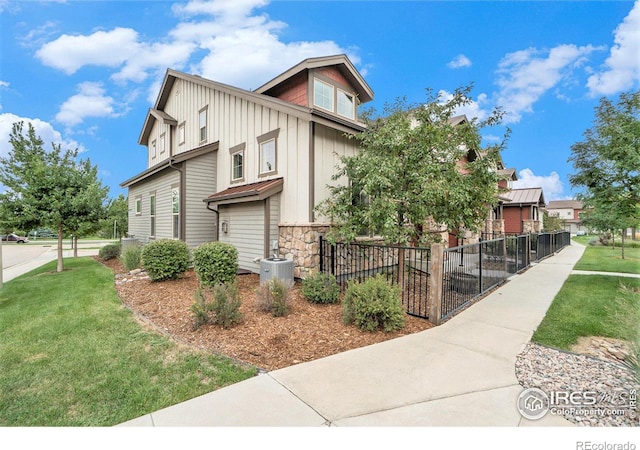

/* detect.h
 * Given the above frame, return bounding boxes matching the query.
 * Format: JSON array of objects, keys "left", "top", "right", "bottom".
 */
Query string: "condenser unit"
[{"left": 260, "top": 258, "right": 294, "bottom": 285}]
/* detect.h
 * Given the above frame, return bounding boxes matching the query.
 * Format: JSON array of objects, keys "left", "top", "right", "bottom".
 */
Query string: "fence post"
[{"left": 428, "top": 243, "right": 444, "bottom": 325}]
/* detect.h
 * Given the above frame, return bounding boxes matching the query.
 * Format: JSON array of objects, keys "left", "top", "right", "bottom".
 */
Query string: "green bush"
[
  {"left": 140, "top": 239, "right": 190, "bottom": 281},
  {"left": 120, "top": 245, "right": 141, "bottom": 271},
  {"left": 256, "top": 278, "right": 293, "bottom": 317},
  {"left": 99, "top": 243, "right": 121, "bottom": 261},
  {"left": 192, "top": 242, "right": 238, "bottom": 287},
  {"left": 191, "top": 283, "right": 243, "bottom": 330},
  {"left": 342, "top": 274, "right": 405, "bottom": 332},
  {"left": 301, "top": 272, "right": 340, "bottom": 304}
]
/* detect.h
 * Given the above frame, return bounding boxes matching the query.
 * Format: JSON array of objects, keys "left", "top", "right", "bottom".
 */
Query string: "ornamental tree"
[
  {"left": 568, "top": 89, "right": 640, "bottom": 258},
  {"left": 0, "top": 121, "right": 109, "bottom": 272},
  {"left": 316, "top": 85, "right": 508, "bottom": 246}
]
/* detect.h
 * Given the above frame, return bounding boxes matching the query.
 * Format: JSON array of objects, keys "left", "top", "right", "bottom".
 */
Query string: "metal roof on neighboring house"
[
  {"left": 547, "top": 200, "right": 583, "bottom": 210},
  {"left": 501, "top": 187, "right": 545, "bottom": 205}
]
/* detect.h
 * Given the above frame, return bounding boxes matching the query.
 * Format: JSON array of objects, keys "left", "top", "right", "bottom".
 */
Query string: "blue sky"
[{"left": 1, "top": 0, "right": 639, "bottom": 203}]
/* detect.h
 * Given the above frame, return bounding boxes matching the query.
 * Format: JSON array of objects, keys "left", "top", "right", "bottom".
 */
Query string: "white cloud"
[
  {"left": 513, "top": 168, "right": 565, "bottom": 201},
  {"left": 587, "top": 0, "right": 640, "bottom": 96},
  {"left": 36, "top": 27, "right": 139, "bottom": 74},
  {"left": 495, "top": 44, "right": 602, "bottom": 123},
  {"left": 55, "top": 82, "right": 121, "bottom": 126},
  {"left": 437, "top": 90, "right": 491, "bottom": 121},
  {"left": 36, "top": 0, "right": 361, "bottom": 105},
  {"left": 0, "top": 113, "right": 85, "bottom": 159},
  {"left": 447, "top": 54, "right": 472, "bottom": 69}
]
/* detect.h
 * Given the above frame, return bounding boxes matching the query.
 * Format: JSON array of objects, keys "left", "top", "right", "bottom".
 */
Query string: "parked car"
[
  {"left": 28, "top": 228, "right": 58, "bottom": 239},
  {"left": 1, "top": 233, "right": 30, "bottom": 243}
]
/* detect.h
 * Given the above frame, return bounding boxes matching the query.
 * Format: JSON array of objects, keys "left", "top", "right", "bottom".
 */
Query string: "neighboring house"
[
  {"left": 121, "top": 54, "right": 374, "bottom": 278},
  {"left": 546, "top": 199, "right": 584, "bottom": 235},
  {"left": 500, "top": 188, "right": 545, "bottom": 234},
  {"left": 482, "top": 161, "right": 518, "bottom": 238}
]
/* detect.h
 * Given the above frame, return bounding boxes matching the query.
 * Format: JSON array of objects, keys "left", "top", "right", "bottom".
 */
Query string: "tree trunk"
[
  {"left": 621, "top": 229, "right": 625, "bottom": 260},
  {"left": 57, "top": 223, "right": 64, "bottom": 273}
]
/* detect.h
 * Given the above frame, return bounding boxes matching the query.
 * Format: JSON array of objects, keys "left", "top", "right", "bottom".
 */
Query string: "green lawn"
[
  {"left": 531, "top": 275, "right": 640, "bottom": 349},
  {"left": 0, "top": 257, "right": 257, "bottom": 426},
  {"left": 572, "top": 241, "right": 640, "bottom": 274}
]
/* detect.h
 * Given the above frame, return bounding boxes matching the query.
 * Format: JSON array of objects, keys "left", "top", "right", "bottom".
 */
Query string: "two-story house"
[
  {"left": 546, "top": 199, "right": 584, "bottom": 235},
  {"left": 120, "top": 54, "right": 374, "bottom": 278}
]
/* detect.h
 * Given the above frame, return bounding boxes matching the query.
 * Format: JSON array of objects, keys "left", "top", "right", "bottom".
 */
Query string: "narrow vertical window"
[
  {"left": 178, "top": 122, "right": 185, "bottom": 145},
  {"left": 199, "top": 107, "right": 207, "bottom": 143},
  {"left": 135, "top": 196, "right": 142, "bottom": 216},
  {"left": 257, "top": 129, "right": 279, "bottom": 176},
  {"left": 229, "top": 143, "right": 245, "bottom": 182},
  {"left": 159, "top": 133, "right": 165, "bottom": 154},
  {"left": 314, "top": 78, "right": 333, "bottom": 111},
  {"left": 172, "top": 187, "right": 180, "bottom": 239},
  {"left": 150, "top": 193, "right": 156, "bottom": 237},
  {"left": 337, "top": 90, "right": 355, "bottom": 119},
  {"left": 151, "top": 140, "right": 157, "bottom": 159}
]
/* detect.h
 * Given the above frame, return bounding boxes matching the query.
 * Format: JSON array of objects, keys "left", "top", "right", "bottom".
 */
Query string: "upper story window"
[
  {"left": 159, "top": 133, "right": 166, "bottom": 155},
  {"left": 313, "top": 78, "right": 333, "bottom": 111},
  {"left": 178, "top": 122, "right": 185, "bottom": 146},
  {"left": 337, "top": 89, "right": 355, "bottom": 119},
  {"left": 151, "top": 139, "right": 157, "bottom": 159},
  {"left": 257, "top": 129, "right": 279, "bottom": 177},
  {"left": 199, "top": 106, "right": 208, "bottom": 143},
  {"left": 230, "top": 143, "right": 245, "bottom": 182}
]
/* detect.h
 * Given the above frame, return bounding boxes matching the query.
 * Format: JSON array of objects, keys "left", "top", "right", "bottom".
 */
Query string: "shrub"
[
  {"left": 192, "top": 241, "right": 238, "bottom": 287},
  {"left": 120, "top": 245, "right": 142, "bottom": 271},
  {"left": 342, "top": 274, "right": 405, "bottom": 332},
  {"left": 301, "top": 272, "right": 340, "bottom": 304},
  {"left": 140, "top": 239, "right": 190, "bottom": 281},
  {"left": 256, "top": 278, "right": 293, "bottom": 317},
  {"left": 191, "top": 283, "right": 243, "bottom": 330},
  {"left": 99, "top": 243, "right": 121, "bottom": 261}
]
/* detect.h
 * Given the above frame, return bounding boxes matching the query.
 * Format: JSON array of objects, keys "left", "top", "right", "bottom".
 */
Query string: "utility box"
[
  {"left": 260, "top": 258, "right": 294, "bottom": 285},
  {"left": 121, "top": 237, "right": 139, "bottom": 253}
]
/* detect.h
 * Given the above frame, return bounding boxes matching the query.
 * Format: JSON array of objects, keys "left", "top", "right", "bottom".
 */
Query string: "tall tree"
[
  {"left": 568, "top": 89, "right": 640, "bottom": 258},
  {"left": 99, "top": 194, "right": 128, "bottom": 239},
  {"left": 316, "top": 86, "right": 508, "bottom": 246},
  {"left": 0, "top": 122, "right": 109, "bottom": 271}
]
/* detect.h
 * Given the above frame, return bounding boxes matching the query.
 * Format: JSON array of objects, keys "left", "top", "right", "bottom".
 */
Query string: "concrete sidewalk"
[{"left": 118, "top": 243, "right": 587, "bottom": 427}]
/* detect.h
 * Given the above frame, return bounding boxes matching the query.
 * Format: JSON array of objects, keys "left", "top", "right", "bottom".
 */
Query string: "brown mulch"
[{"left": 98, "top": 257, "right": 434, "bottom": 371}]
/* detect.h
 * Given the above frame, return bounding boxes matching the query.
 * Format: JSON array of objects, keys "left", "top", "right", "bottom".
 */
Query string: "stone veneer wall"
[{"left": 278, "top": 224, "right": 329, "bottom": 279}]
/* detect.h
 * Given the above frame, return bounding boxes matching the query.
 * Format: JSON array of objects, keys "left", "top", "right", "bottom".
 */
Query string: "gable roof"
[
  {"left": 254, "top": 54, "right": 374, "bottom": 104},
  {"left": 139, "top": 61, "right": 369, "bottom": 146},
  {"left": 547, "top": 200, "right": 583, "bottom": 210},
  {"left": 501, "top": 187, "right": 545, "bottom": 206},
  {"left": 497, "top": 168, "right": 518, "bottom": 181}
]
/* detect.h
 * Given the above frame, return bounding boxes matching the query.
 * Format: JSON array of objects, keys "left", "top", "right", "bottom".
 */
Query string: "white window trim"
[
  {"left": 313, "top": 78, "right": 334, "bottom": 112},
  {"left": 171, "top": 186, "right": 180, "bottom": 240},
  {"left": 199, "top": 106, "right": 208, "bottom": 144},
  {"left": 230, "top": 143, "right": 245, "bottom": 182},
  {"left": 135, "top": 196, "right": 142, "bottom": 216},
  {"left": 178, "top": 122, "right": 185, "bottom": 146},
  {"left": 151, "top": 139, "right": 157, "bottom": 159},
  {"left": 159, "top": 133, "right": 166, "bottom": 155},
  {"left": 257, "top": 129, "right": 279, "bottom": 177},
  {"left": 149, "top": 193, "right": 156, "bottom": 238},
  {"left": 337, "top": 88, "right": 355, "bottom": 119}
]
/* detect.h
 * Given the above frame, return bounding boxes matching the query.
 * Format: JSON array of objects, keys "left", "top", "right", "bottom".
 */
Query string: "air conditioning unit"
[{"left": 260, "top": 258, "right": 294, "bottom": 285}]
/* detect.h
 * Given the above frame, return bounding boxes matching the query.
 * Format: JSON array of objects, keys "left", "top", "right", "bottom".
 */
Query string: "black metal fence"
[
  {"left": 441, "top": 231, "right": 570, "bottom": 320},
  {"left": 319, "top": 231, "right": 571, "bottom": 323},
  {"left": 319, "top": 237, "right": 431, "bottom": 318}
]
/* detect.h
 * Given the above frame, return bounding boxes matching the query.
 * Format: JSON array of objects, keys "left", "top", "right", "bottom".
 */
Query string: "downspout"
[
  {"left": 309, "top": 121, "right": 315, "bottom": 223},
  {"left": 205, "top": 201, "right": 220, "bottom": 241}
]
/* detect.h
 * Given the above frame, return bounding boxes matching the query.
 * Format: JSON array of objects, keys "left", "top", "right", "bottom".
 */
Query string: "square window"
[
  {"left": 313, "top": 78, "right": 333, "bottom": 111},
  {"left": 337, "top": 90, "right": 355, "bottom": 119}
]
